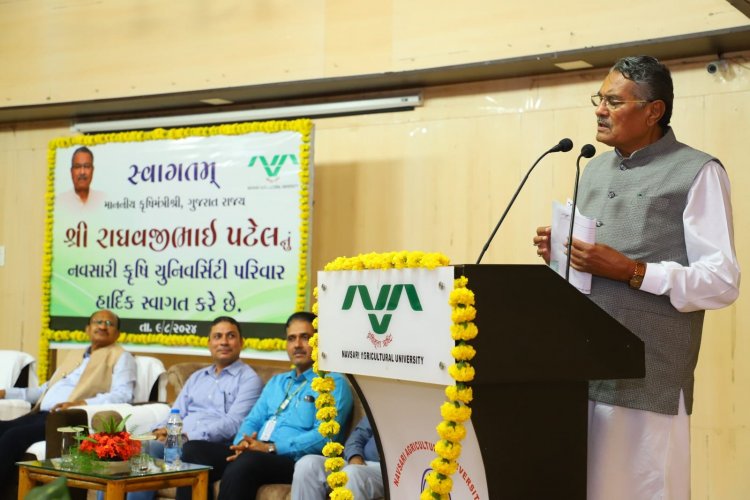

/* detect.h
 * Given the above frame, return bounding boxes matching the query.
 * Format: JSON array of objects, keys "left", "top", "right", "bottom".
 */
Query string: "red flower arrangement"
[
  {"left": 78, "top": 414, "right": 141, "bottom": 462},
  {"left": 79, "top": 430, "right": 141, "bottom": 461}
]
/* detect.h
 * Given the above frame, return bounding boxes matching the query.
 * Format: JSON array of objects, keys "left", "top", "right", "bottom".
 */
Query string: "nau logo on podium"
[
  {"left": 318, "top": 266, "right": 454, "bottom": 385},
  {"left": 341, "top": 284, "right": 423, "bottom": 334}
]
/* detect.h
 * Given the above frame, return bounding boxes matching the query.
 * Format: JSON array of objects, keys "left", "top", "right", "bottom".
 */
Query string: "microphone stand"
[
  {"left": 565, "top": 145, "right": 595, "bottom": 281},
  {"left": 476, "top": 138, "right": 572, "bottom": 264}
]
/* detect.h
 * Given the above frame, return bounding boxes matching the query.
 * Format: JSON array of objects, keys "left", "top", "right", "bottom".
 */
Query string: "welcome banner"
[{"left": 43, "top": 120, "right": 313, "bottom": 344}]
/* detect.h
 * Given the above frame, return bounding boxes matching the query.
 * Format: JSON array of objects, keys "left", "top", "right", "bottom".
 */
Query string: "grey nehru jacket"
[{"left": 577, "top": 128, "right": 718, "bottom": 415}]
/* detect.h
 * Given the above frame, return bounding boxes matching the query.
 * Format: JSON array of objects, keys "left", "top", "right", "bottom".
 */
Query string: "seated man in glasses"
[{"left": 0, "top": 309, "right": 136, "bottom": 490}]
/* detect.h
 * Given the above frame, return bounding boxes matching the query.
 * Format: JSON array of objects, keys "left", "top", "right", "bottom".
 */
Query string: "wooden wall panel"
[{"left": 1, "top": 0, "right": 747, "bottom": 107}]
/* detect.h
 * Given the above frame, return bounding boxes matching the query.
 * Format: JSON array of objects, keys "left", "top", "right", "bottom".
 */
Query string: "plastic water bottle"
[{"left": 164, "top": 408, "right": 183, "bottom": 470}]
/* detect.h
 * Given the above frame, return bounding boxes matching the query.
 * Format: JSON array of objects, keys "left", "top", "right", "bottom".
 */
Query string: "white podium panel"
[
  {"left": 318, "top": 267, "right": 454, "bottom": 385},
  {"left": 354, "top": 375, "right": 489, "bottom": 500}
]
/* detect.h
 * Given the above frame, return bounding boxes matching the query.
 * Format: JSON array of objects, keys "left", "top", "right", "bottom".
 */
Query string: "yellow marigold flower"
[
  {"left": 451, "top": 344, "right": 476, "bottom": 361},
  {"left": 430, "top": 457, "right": 458, "bottom": 476},
  {"left": 420, "top": 489, "right": 448, "bottom": 500},
  {"left": 311, "top": 376, "right": 335, "bottom": 393},
  {"left": 316, "top": 406, "right": 338, "bottom": 421},
  {"left": 451, "top": 306, "right": 476, "bottom": 324},
  {"left": 451, "top": 323, "right": 470, "bottom": 341},
  {"left": 326, "top": 471, "right": 348, "bottom": 489},
  {"left": 316, "top": 393, "right": 335, "bottom": 409},
  {"left": 325, "top": 456, "right": 345, "bottom": 472},
  {"left": 311, "top": 302, "right": 319, "bottom": 315},
  {"left": 436, "top": 421, "right": 466, "bottom": 442},
  {"left": 434, "top": 440, "right": 462, "bottom": 461},
  {"left": 448, "top": 363, "right": 476, "bottom": 382},
  {"left": 397, "top": 252, "right": 414, "bottom": 265},
  {"left": 448, "top": 287, "right": 475, "bottom": 307},
  {"left": 309, "top": 334, "right": 318, "bottom": 348},
  {"left": 445, "top": 385, "right": 473, "bottom": 404},
  {"left": 324, "top": 257, "right": 347, "bottom": 271},
  {"left": 426, "top": 471, "right": 454, "bottom": 494},
  {"left": 322, "top": 442, "right": 344, "bottom": 457},
  {"left": 405, "top": 251, "right": 425, "bottom": 267},
  {"left": 318, "top": 420, "right": 340, "bottom": 438},
  {"left": 440, "top": 402, "right": 472, "bottom": 422},
  {"left": 420, "top": 253, "right": 450, "bottom": 269},
  {"left": 454, "top": 276, "right": 469, "bottom": 289},
  {"left": 369, "top": 252, "right": 393, "bottom": 269},
  {"left": 329, "top": 488, "right": 354, "bottom": 500}
]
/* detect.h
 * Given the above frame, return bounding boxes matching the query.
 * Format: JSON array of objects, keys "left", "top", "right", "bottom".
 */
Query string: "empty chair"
[
  {"left": 0, "top": 350, "right": 37, "bottom": 421},
  {"left": 134, "top": 355, "right": 167, "bottom": 403}
]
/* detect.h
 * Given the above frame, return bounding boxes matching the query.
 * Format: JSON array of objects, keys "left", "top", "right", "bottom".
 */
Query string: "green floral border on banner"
[{"left": 39, "top": 120, "right": 312, "bottom": 380}]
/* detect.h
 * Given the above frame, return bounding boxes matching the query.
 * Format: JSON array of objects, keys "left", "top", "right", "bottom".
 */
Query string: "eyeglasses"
[
  {"left": 591, "top": 94, "right": 650, "bottom": 110},
  {"left": 91, "top": 319, "right": 115, "bottom": 327}
]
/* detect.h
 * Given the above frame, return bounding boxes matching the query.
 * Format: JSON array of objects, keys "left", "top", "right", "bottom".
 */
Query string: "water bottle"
[{"left": 164, "top": 408, "right": 183, "bottom": 470}]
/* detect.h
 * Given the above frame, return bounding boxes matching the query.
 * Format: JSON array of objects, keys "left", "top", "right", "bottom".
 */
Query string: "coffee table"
[{"left": 17, "top": 459, "right": 211, "bottom": 500}]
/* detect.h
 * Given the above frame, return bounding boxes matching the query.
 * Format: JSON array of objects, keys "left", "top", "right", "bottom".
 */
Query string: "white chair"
[
  {"left": 0, "top": 350, "right": 37, "bottom": 421},
  {"left": 0, "top": 350, "right": 37, "bottom": 388},
  {"left": 134, "top": 355, "right": 167, "bottom": 403}
]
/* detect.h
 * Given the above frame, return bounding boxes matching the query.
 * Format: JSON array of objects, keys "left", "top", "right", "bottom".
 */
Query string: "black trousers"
[
  {"left": 176, "top": 440, "right": 295, "bottom": 500},
  {"left": 0, "top": 411, "right": 48, "bottom": 489}
]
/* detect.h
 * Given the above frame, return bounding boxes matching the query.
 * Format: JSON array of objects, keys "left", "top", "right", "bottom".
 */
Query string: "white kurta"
[{"left": 588, "top": 160, "right": 740, "bottom": 500}]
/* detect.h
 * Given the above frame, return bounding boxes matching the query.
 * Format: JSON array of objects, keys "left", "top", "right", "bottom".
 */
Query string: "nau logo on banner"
[
  {"left": 247, "top": 154, "right": 299, "bottom": 180},
  {"left": 342, "top": 284, "right": 423, "bottom": 334}
]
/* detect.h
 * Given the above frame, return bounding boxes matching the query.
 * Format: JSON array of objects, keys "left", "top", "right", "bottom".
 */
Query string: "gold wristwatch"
[{"left": 629, "top": 261, "right": 646, "bottom": 289}]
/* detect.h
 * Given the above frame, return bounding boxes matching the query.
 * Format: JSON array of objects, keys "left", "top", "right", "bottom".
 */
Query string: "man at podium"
[{"left": 534, "top": 55, "right": 740, "bottom": 500}]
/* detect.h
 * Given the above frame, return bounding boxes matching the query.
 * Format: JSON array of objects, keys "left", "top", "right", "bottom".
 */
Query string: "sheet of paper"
[{"left": 549, "top": 200, "right": 596, "bottom": 294}]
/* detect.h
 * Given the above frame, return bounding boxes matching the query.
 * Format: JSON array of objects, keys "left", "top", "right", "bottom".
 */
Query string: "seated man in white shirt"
[{"left": 0, "top": 309, "right": 136, "bottom": 491}]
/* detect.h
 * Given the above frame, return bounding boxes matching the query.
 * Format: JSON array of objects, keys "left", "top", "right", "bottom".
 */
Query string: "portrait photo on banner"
[{"left": 43, "top": 120, "right": 313, "bottom": 350}]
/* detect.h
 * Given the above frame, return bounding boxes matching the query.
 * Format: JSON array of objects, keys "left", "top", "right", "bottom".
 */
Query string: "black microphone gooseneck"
[
  {"left": 476, "top": 138, "right": 574, "bottom": 264},
  {"left": 564, "top": 144, "right": 596, "bottom": 281}
]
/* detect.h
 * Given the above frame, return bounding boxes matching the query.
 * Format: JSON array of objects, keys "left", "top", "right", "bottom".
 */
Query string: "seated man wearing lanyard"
[{"left": 176, "top": 312, "right": 353, "bottom": 500}]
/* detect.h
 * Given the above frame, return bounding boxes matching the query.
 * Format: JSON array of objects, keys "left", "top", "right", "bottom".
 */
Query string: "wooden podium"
[
  {"left": 453, "top": 264, "right": 644, "bottom": 499},
  {"left": 319, "top": 264, "right": 644, "bottom": 499}
]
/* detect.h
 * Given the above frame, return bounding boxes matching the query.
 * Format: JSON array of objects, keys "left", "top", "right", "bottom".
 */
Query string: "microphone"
[
  {"left": 564, "top": 144, "right": 596, "bottom": 281},
  {"left": 550, "top": 138, "right": 574, "bottom": 153},
  {"left": 476, "top": 138, "right": 574, "bottom": 264}
]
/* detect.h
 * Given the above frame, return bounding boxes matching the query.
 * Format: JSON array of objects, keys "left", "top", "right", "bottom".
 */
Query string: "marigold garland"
[
  {"left": 421, "top": 275, "right": 478, "bottom": 500},
  {"left": 312, "top": 251, "right": 452, "bottom": 498},
  {"left": 39, "top": 120, "right": 310, "bottom": 381},
  {"left": 309, "top": 329, "right": 352, "bottom": 499}
]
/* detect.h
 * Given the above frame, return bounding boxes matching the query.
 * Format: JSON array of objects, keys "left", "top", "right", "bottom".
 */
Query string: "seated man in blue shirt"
[
  {"left": 0, "top": 310, "right": 136, "bottom": 489},
  {"left": 120, "top": 315, "right": 264, "bottom": 500},
  {"left": 292, "top": 416, "right": 383, "bottom": 500},
  {"left": 176, "top": 312, "right": 353, "bottom": 500}
]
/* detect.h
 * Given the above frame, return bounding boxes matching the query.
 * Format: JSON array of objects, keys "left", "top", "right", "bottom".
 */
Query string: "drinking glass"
[
  {"left": 58, "top": 426, "right": 83, "bottom": 469},
  {"left": 130, "top": 434, "right": 157, "bottom": 474}
]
